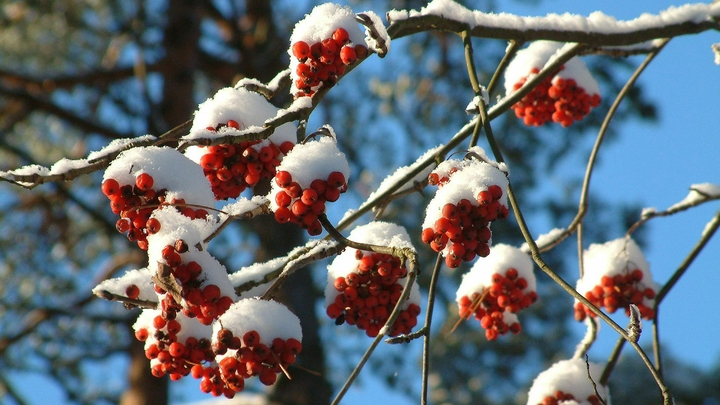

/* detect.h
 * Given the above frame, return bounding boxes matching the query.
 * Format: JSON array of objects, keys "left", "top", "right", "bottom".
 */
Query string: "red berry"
[
  {"left": 243, "top": 330, "right": 260, "bottom": 347},
  {"left": 102, "top": 179, "right": 120, "bottom": 197},
  {"left": 146, "top": 218, "right": 161, "bottom": 234},
  {"left": 135, "top": 173, "right": 154, "bottom": 191},
  {"left": 332, "top": 28, "right": 349, "bottom": 44},
  {"left": 292, "top": 41, "right": 310, "bottom": 60},
  {"left": 126, "top": 285, "right": 140, "bottom": 299},
  {"left": 340, "top": 46, "right": 357, "bottom": 65}
]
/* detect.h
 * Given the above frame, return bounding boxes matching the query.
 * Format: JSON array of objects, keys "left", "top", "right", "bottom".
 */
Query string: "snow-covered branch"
[{"left": 387, "top": 0, "right": 720, "bottom": 46}]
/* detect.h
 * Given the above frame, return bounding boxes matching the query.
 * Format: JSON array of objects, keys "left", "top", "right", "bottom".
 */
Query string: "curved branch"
[{"left": 387, "top": 4, "right": 720, "bottom": 46}]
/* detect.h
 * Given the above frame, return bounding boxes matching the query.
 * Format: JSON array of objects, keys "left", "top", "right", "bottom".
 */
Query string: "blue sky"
[{"left": 331, "top": 1, "right": 720, "bottom": 403}]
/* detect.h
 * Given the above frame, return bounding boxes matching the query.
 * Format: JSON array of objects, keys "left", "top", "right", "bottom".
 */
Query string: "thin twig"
[{"left": 420, "top": 253, "right": 443, "bottom": 405}]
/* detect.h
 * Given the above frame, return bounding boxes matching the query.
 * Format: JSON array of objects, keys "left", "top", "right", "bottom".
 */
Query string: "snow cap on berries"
[
  {"left": 574, "top": 237, "right": 659, "bottom": 321},
  {"left": 184, "top": 87, "right": 295, "bottom": 145},
  {"left": 103, "top": 146, "right": 215, "bottom": 208},
  {"left": 422, "top": 155, "right": 508, "bottom": 235},
  {"left": 325, "top": 221, "right": 421, "bottom": 307},
  {"left": 290, "top": 3, "right": 365, "bottom": 47},
  {"left": 213, "top": 298, "right": 302, "bottom": 346},
  {"left": 577, "top": 237, "right": 658, "bottom": 300},
  {"left": 504, "top": 41, "right": 563, "bottom": 95},
  {"left": 269, "top": 135, "right": 350, "bottom": 211},
  {"left": 134, "top": 308, "right": 213, "bottom": 349},
  {"left": 456, "top": 244, "right": 536, "bottom": 300},
  {"left": 93, "top": 267, "right": 156, "bottom": 302},
  {"left": 526, "top": 358, "right": 610, "bottom": 405},
  {"left": 504, "top": 41, "right": 599, "bottom": 98}
]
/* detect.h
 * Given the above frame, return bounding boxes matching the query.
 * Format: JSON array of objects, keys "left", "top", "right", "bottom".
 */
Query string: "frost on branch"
[
  {"left": 456, "top": 244, "right": 537, "bottom": 341},
  {"left": 289, "top": 3, "right": 369, "bottom": 97},
  {"left": 325, "top": 221, "right": 421, "bottom": 338},
  {"left": 526, "top": 358, "right": 609, "bottom": 405},
  {"left": 270, "top": 133, "right": 350, "bottom": 235},
  {"left": 184, "top": 87, "right": 297, "bottom": 200},
  {"left": 574, "top": 237, "right": 659, "bottom": 322},
  {"left": 102, "top": 146, "right": 216, "bottom": 250},
  {"left": 421, "top": 147, "right": 509, "bottom": 268},
  {"left": 505, "top": 41, "right": 601, "bottom": 127},
  {"left": 367, "top": 144, "right": 443, "bottom": 205}
]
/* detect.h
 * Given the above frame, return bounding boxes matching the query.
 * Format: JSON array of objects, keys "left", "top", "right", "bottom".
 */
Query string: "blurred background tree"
[{"left": 0, "top": 1, "right": 717, "bottom": 405}]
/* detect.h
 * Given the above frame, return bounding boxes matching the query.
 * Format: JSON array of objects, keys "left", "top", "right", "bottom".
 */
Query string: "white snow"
[
  {"left": 360, "top": 10, "right": 391, "bottom": 54},
  {"left": 521, "top": 227, "right": 565, "bottom": 252},
  {"left": 213, "top": 298, "right": 302, "bottom": 345},
  {"left": 388, "top": 0, "right": 720, "bottom": 38},
  {"left": 576, "top": 237, "right": 659, "bottom": 303},
  {"left": 289, "top": 3, "right": 365, "bottom": 46},
  {"left": 526, "top": 358, "right": 610, "bottom": 405},
  {"left": 367, "top": 145, "right": 443, "bottom": 202},
  {"left": 668, "top": 182, "right": 720, "bottom": 210},
  {"left": 87, "top": 135, "right": 157, "bottom": 161},
  {"left": 456, "top": 243, "right": 536, "bottom": 300},
  {"left": 92, "top": 267, "right": 157, "bottom": 302},
  {"left": 219, "top": 195, "right": 270, "bottom": 218},
  {"left": 183, "top": 87, "right": 296, "bottom": 146},
  {"left": 103, "top": 146, "right": 216, "bottom": 209}
]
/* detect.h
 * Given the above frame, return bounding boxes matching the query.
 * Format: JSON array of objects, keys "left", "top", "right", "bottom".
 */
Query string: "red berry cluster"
[
  {"left": 204, "top": 328, "right": 302, "bottom": 396},
  {"left": 574, "top": 269, "right": 656, "bottom": 321},
  {"left": 421, "top": 185, "right": 509, "bottom": 268},
  {"left": 273, "top": 170, "right": 347, "bottom": 235},
  {"left": 457, "top": 268, "right": 537, "bottom": 340},
  {"left": 158, "top": 240, "right": 235, "bottom": 325},
  {"left": 102, "top": 174, "right": 209, "bottom": 249},
  {"left": 511, "top": 67, "right": 601, "bottom": 127},
  {"left": 537, "top": 390, "right": 602, "bottom": 405},
  {"left": 291, "top": 28, "right": 368, "bottom": 97},
  {"left": 326, "top": 251, "right": 421, "bottom": 337},
  {"left": 199, "top": 120, "right": 295, "bottom": 200},
  {"left": 136, "top": 316, "right": 215, "bottom": 383}
]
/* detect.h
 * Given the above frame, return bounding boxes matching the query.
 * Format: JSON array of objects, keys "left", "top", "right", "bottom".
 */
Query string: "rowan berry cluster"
[
  {"left": 291, "top": 27, "right": 368, "bottom": 97},
  {"left": 457, "top": 267, "right": 537, "bottom": 340},
  {"left": 197, "top": 119, "right": 295, "bottom": 200},
  {"left": 574, "top": 268, "right": 657, "bottom": 321},
  {"left": 421, "top": 154, "right": 509, "bottom": 268},
  {"left": 102, "top": 173, "right": 209, "bottom": 250},
  {"left": 504, "top": 41, "right": 601, "bottom": 128},
  {"left": 272, "top": 169, "right": 346, "bottom": 235},
  {"left": 537, "top": 391, "right": 603, "bottom": 405},
  {"left": 211, "top": 327, "right": 302, "bottom": 392},
  {"left": 156, "top": 240, "right": 234, "bottom": 325},
  {"left": 135, "top": 311, "right": 215, "bottom": 383},
  {"left": 511, "top": 67, "right": 601, "bottom": 127},
  {"left": 575, "top": 238, "right": 658, "bottom": 322},
  {"left": 327, "top": 250, "right": 420, "bottom": 337}
]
